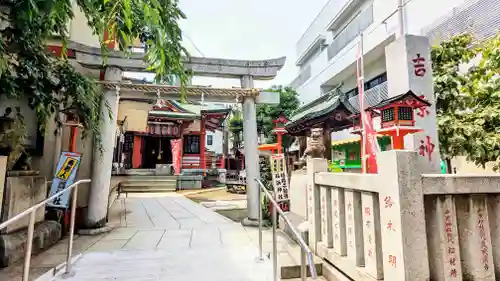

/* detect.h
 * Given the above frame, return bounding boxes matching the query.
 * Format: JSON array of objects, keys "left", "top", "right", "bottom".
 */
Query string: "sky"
[
  {"left": 177, "top": 0, "right": 329, "bottom": 88},
  {"left": 126, "top": 0, "right": 471, "bottom": 89}
]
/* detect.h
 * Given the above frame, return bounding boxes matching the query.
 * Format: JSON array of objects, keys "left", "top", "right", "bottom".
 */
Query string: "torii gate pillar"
[
  {"left": 85, "top": 66, "right": 122, "bottom": 229},
  {"left": 240, "top": 75, "right": 261, "bottom": 225}
]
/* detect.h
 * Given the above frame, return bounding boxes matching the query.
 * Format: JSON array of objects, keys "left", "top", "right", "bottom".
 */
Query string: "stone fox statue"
[{"left": 300, "top": 127, "right": 326, "bottom": 161}]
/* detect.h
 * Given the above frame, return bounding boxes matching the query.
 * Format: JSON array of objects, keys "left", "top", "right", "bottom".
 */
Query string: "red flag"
[
  {"left": 171, "top": 139, "right": 182, "bottom": 175},
  {"left": 356, "top": 36, "right": 378, "bottom": 173}
]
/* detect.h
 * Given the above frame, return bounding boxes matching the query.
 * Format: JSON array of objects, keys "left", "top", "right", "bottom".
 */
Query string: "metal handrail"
[
  {"left": 255, "top": 178, "right": 317, "bottom": 281},
  {"left": 0, "top": 179, "right": 91, "bottom": 281}
]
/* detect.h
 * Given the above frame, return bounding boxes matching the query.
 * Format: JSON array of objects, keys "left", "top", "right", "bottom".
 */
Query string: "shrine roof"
[
  {"left": 286, "top": 81, "right": 390, "bottom": 130},
  {"left": 149, "top": 110, "right": 198, "bottom": 120},
  {"left": 345, "top": 82, "right": 389, "bottom": 114},
  {"left": 178, "top": 102, "right": 231, "bottom": 116},
  {"left": 149, "top": 101, "right": 230, "bottom": 120},
  {"left": 286, "top": 86, "right": 344, "bottom": 127},
  {"left": 365, "top": 90, "right": 430, "bottom": 111}
]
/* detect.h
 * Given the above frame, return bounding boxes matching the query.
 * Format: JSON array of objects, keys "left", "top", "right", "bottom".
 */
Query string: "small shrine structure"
[
  {"left": 114, "top": 97, "right": 230, "bottom": 173},
  {"left": 285, "top": 85, "right": 389, "bottom": 163},
  {"left": 366, "top": 90, "right": 431, "bottom": 150}
]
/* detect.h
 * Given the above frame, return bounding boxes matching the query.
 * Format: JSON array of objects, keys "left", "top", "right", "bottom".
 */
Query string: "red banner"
[
  {"left": 171, "top": 139, "right": 182, "bottom": 175},
  {"left": 363, "top": 111, "right": 379, "bottom": 173},
  {"left": 357, "top": 37, "right": 378, "bottom": 173}
]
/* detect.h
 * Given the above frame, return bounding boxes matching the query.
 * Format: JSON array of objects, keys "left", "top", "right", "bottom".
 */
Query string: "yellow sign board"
[{"left": 56, "top": 157, "right": 78, "bottom": 181}]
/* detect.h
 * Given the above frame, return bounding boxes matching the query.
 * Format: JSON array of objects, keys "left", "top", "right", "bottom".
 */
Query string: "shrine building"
[{"left": 114, "top": 97, "right": 230, "bottom": 174}]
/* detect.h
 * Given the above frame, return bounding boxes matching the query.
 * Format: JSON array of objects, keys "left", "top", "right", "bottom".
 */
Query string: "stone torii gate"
[{"left": 63, "top": 42, "right": 285, "bottom": 228}]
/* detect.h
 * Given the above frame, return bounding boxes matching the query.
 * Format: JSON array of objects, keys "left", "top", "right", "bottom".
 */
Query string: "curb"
[
  {"left": 77, "top": 226, "right": 114, "bottom": 236},
  {"left": 179, "top": 186, "right": 227, "bottom": 196}
]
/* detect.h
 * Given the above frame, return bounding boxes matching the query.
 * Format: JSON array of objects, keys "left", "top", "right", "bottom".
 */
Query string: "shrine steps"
[
  {"left": 283, "top": 277, "right": 328, "bottom": 281},
  {"left": 118, "top": 176, "right": 177, "bottom": 194},
  {"left": 278, "top": 226, "right": 323, "bottom": 280}
]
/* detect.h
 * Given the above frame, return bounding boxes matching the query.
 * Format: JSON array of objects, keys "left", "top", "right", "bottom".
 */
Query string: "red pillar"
[
  {"left": 132, "top": 136, "right": 142, "bottom": 168},
  {"left": 359, "top": 134, "right": 366, "bottom": 173},
  {"left": 392, "top": 135, "right": 405, "bottom": 150},
  {"left": 103, "top": 28, "right": 116, "bottom": 49},
  {"left": 200, "top": 118, "right": 206, "bottom": 175},
  {"left": 277, "top": 133, "right": 283, "bottom": 154},
  {"left": 68, "top": 126, "right": 78, "bottom": 152},
  {"left": 220, "top": 154, "right": 225, "bottom": 169}
]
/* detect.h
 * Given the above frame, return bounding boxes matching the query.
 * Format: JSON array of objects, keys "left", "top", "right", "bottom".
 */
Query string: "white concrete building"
[
  {"left": 290, "top": 0, "right": 500, "bottom": 173},
  {"left": 291, "top": 0, "right": 500, "bottom": 105},
  {"left": 205, "top": 102, "right": 233, "bottom": 154}
]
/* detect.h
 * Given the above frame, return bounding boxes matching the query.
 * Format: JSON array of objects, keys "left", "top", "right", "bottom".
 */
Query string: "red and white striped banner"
[{"left": 171, "top": 139, "right": 182, "bottom": 175}]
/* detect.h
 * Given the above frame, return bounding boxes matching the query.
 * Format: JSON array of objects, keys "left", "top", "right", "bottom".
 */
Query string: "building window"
[
  {"left": 327, "top": 4, "right": 374, "bottom": 60},
  {"left": 184, "top": 135, "right": 200, "bottom": 154},
  {"left": 207, "top": 135, "right": 213, "bottom": 146},
  {"left": 343, "top": 72, "right": 387, "bottom": 97},
  {"left": 365, "top": 73, "right": 387, "bottom": 90},
  {"left": 348, "top": 151, "right": 357, "bottom": 160}
]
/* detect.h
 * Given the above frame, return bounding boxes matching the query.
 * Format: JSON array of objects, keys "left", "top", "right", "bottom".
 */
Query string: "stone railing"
[{"left": 306, "top": 150, "right": 500, "bottom": 281}]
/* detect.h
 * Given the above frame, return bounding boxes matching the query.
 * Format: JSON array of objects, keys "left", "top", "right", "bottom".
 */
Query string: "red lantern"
[{"left": 366, "top": 90, "right": 431, "bottom": 149}]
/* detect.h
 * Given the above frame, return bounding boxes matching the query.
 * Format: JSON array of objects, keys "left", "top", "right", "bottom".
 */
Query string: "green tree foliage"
[
  {"left": 0, "top": 0, "right": 188, "bottom": 156},
  {"left": 256, "top": 85, "right": 300, "bottom": 148},
  {"left": 432, "top": 33, "right": 500, "bottom": 169}
]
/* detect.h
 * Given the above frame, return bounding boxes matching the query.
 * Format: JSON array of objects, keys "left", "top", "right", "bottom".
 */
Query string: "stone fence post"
[
  {"left": 377, "top": 150, "right": 430, "bottom": 281},
  {"left": 306, "top": 158, "right": 328, "bottom": 253}
]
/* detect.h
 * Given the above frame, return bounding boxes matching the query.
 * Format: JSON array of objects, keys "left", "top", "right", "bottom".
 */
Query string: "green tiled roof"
[
  {"left": 287, "top": 86, "right": 344, "bottom": 127},
  {"left": 287, "top": 81, "right": 390, "bottom": 129},
  {"left": 150, "top": 101, "right": 229, "bottom": 120},
  {"left": 170, "top": 101, "right": 230, "bottom": 115},
  {"left": 149, "top": 111, "right": 198, "bottom": 119}
]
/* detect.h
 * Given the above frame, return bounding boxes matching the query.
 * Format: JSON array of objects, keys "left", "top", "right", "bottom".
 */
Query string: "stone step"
[
  {"left": 122, "top": 176, "right": 177, "bottom": 182},
  {"left": 120, "top": 187, "right": 176, "bottom": 193},
  {"left": 282, "top": 277, "right": 328, "bottom": 281},
  {"left": 120, "top": 183, "right": 177, "bottom": 193},
  {"left": 278, "top": 229, "right": 323, "bottom": 280},
  {"left": 279, "top": 249, "right": 323, "bottom": 279},
  {"left": 121, "top": 181, "right": 177, "bottom": 187}
]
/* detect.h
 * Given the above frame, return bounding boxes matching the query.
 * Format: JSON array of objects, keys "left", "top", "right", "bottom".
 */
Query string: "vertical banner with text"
[
  {"left": 171, "top": 139, "right": 182, "bottom": 175},
  {"left": 270, "top": 154, "right": 290, "bottom": 212}
]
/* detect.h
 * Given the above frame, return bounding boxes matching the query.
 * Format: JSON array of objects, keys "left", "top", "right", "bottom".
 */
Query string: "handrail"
[
  {"left": 0, "top": 179, "right": 91, "bottom": 281},
  {"left": 255, "top": 178, "right": 317, "bottom": 281}
]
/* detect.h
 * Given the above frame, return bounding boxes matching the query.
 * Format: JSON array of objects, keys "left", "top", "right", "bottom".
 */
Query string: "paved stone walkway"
[
  {"left": 1, "top": 193, "right": 296, "bottom": 281},
  {"left": 8, "top": 192, "right": 300, "bottom": 281},
  {"left": 49, "top": 194, "right": 275, "bottom": 281}
]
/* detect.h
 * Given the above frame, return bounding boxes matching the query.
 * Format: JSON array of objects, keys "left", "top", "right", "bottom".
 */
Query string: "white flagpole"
[
  {"left": 397, "top": 0, "right": 407, "bottom": 38},
  {"left": 357, "top": 33, "right": 367, "bottom": 173}
]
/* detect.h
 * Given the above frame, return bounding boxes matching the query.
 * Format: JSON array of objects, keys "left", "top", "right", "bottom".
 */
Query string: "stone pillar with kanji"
[{"left": 385, "top": 35, "right": 441, "bottom": 173}]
